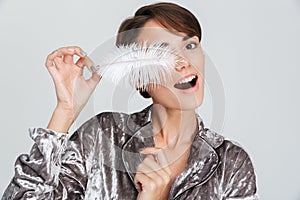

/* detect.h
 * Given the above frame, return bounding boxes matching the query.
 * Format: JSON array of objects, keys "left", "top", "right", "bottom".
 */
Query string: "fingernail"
[
  {"left": 51, "top": 50, "right": 57, "bottom": 54},
  {"left": 90, "top": 66, "right": 96, "bottom": 72},
  {"left": 80, "top": 50, "right": 87, "bottom": 56}
]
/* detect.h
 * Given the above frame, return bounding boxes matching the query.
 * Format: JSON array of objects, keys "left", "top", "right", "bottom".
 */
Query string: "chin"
[
  {"left": 178, "top": 90, "right": 204, "bottom": 110},
  {"left": 157, "top": 94, "right": 204, "bottom": 111},
  {"left": 150, "top": 84, "right": 204, "bottom": 111},
  {"left": 181, "top": 97, "right": 204, "bottom": 111}
]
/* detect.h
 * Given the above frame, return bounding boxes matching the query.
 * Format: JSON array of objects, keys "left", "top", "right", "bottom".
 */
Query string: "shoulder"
[
  {"left": 216, "top": 138, "right": 258, "bottom": 197},
  {"left": 217, "top": 139, "right": 255, "bottom": 170},
  {"left": 77, "top": 111, "right": 129, "bottom": 132},
  {"left": 66, "top": 111, "right": 130, "bottom": 146},
  {"left": 203, "top": 127, "right": 257, "bottom": 175},
  {"left": 201, "top": 127, "right": 258, "bottom": 197},
  {"left": 200, "top": 127, "right": 257, "bottom": 189},
  {"left": 68, "top": 105, "right": 152, "bottom": 143},
  {"left": 75, "top": 105, "right": 152, "bottom": 134},
  {"left": 199, "top": 125, "right": 254, "bottom": 168},
  {"left": 198, "top": 124, "right": 256, "bottom": 173}
]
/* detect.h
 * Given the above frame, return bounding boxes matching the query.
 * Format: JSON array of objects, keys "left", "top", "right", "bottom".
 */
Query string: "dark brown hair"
[{"left": 116, "top": 2, "right": 202, "bottom": 98}]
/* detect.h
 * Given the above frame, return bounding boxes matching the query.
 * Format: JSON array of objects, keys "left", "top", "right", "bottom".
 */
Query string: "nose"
[{"left": 175, "top": 55, "right": 190, "bottom": 71}]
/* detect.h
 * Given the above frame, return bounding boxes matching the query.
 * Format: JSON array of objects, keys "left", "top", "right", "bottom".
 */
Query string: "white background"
[{"left": 1, "top": 0, "right": 300, "bottom": 199}]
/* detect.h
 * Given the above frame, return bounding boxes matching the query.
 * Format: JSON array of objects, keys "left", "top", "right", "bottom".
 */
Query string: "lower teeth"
[{"left": 174, "top": 77, "right": 197, "bottom": 90}]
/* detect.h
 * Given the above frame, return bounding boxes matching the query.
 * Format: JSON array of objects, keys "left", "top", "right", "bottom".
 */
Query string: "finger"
[
  {"left": 137, "top": 157, "right": 160, "bottom": 174},
  {"left": 53, "top": 57, "right": 63, "bottom": 68},
  {"left": 45, "top": 50, "right": 58, "bottom": 68},
  {"left": 86, "top": 68, "right": 102, "bottom": 89},
  {"left": 63, "top": 54, "right": 74, "bottom": 64},
  {"left": 135, "top": 161, "right": 162, "bottom": 190},
  {"left": 136, "top": 159, "right": 170, "bottom": 190},
  {"left": 143, "top": 156, "right": 171, "bottom": 175},
  {"left": 140, "top": 147, "right": 169, "bottom": 169},
  {"left": 134, "top": 173, "right": 153, "bottom": 191},
  {"left": 55, "top": 46, "right": 87, "bottom": 58},
  {"left": 133, "top": 174, "right": 142, "bottom": 191},
  {"left": 45, "top": 51, "right": 59, "bottom": 77},
  {"left": 138, "top": 158, "right": 169, "bottom": 180},
  {"left": 76, "top": 56, "right": 96, "bottom": 71},
  {"left": 75, "top": 57, "right": 86, "bottom": 69},
  {"left": 55, "top": 46, "right": 87, "bottom": 66},
  {"left": 140, "top": 147, "right": 161, "bottom": 155},
  {"left": 63, "top": 47, "right": 87, "bottom": 64},
  {"left": 140, "top": 156, "right": 170, "bottom": 176},
  {"left": 140, "top": 148, "right": 162, "bottom": 166},
  {"left": 137, "top": 164, "right": 163, "bottom": 185},
  {"left": 142, "top": 152, "right": 172, "bottom": 177}
]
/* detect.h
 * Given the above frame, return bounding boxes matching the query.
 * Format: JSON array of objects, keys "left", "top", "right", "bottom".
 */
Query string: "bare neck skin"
[{"left": 151, "top": 104, "right": 198, "bottom": 148}]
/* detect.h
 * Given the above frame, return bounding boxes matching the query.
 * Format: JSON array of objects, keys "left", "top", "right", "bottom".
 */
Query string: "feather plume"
[{"left": 94, "top": 42, "right": 177, "bottom": 90}]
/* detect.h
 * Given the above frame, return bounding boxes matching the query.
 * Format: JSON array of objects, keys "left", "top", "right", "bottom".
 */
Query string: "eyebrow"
[
  {"left": 159, "top": 35, "right": 192, "bottom": 47},
  {"left": 182, "top": 35, "right": 192, "bottom": 41}
]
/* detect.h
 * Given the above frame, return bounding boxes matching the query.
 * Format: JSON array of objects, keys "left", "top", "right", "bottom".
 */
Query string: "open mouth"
[{"left": 174, "top": 75, "right": 198, "bottom": 90}]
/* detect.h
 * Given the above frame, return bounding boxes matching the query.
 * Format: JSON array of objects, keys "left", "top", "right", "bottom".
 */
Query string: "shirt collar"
[{"left": 122, "top": 104, "right": 224, "bottom": 198}]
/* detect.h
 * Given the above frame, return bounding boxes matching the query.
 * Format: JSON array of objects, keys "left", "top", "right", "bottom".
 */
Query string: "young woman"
[{"left": 2, "top": 2, "right": 258, "bottom": 200}]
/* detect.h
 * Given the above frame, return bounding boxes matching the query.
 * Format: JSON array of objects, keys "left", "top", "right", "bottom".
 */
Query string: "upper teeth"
[{"left": 177, "top": 75, "right": 196, "bottom": 84}]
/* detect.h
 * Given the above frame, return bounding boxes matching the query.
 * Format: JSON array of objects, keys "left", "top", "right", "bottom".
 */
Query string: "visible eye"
[{"left": 185, "top": 42, "right": 198, "bottom": 50}]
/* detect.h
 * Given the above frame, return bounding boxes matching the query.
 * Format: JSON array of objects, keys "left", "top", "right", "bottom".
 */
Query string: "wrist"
[{"left": 47, "top": 105, "right": 75, "bottom": 133}]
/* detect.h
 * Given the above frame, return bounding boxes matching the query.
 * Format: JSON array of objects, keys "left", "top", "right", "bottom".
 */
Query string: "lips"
[{"left": 174, "top": 75, "right": 198, "bottom": 90}]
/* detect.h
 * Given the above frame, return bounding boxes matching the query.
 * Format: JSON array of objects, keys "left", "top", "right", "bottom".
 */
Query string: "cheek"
[
  {"left": 184, "top": 51, "right": 204, "bottom": 71},
  {"left": 192, "top": 54, "right": 204, "bottom": 69}
]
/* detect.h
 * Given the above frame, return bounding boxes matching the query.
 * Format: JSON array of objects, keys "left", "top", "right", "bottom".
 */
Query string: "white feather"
[{"left": 95, "top": 42, "right": 177, "bottom": 90}]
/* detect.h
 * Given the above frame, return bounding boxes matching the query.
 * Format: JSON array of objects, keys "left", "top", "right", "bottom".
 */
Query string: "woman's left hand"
[{"left": 134, "top": 147, "right": 173, "bottom": 200}]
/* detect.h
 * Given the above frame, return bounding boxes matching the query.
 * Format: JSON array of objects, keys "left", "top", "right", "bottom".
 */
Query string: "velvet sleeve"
[{"left": 2, "top": 116, "right": 98, "bottom": 200}]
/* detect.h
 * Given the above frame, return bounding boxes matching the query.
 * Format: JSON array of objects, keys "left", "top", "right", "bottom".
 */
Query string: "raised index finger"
[
  {"left": 45, "top": 50, "right": 59, "bottom": 73},
  {"left": 140, "top": 147, "right": 170, "bottom": 169}
]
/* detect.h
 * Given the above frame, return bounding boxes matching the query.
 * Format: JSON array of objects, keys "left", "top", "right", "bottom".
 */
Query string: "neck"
[{"left": 151, "top": 104, "right": 197, "bottom": 148}]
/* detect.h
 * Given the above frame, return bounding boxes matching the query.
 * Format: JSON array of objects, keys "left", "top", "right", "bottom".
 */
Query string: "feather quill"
[{"left": 94, "top": 42, "right": 177, "bottom": 90}]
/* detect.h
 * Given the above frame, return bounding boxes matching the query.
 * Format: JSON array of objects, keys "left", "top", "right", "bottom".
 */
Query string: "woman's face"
[{"left": 136, "top": 19, "right": 205, "bottom": 111}]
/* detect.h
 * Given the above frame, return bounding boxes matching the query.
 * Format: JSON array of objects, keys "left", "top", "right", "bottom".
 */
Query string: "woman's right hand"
[{"left": 45, "top": 46, "right": 101, "bottom": 128}]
